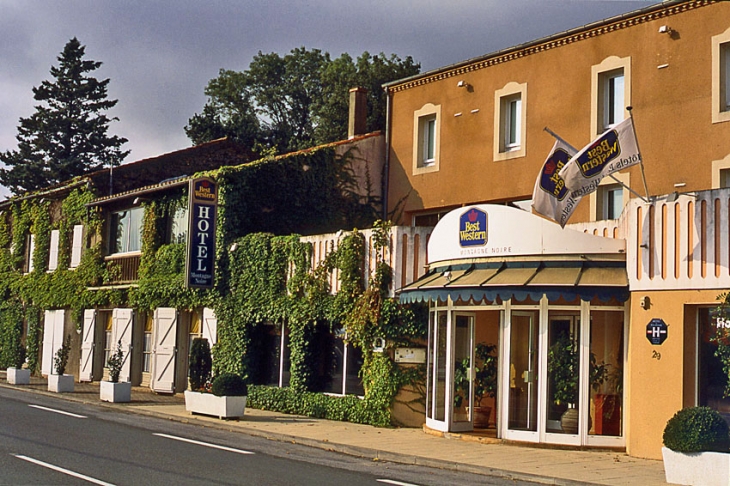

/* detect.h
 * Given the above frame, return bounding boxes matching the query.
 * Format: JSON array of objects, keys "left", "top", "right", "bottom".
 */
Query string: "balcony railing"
[{"left": 104, "top": 253, "right": 141, "bottom": 284}]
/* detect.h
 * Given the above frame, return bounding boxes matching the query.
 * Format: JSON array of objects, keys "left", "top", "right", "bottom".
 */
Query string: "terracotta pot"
[
  {"left": 473, "top": 405, "right": 492, "bottom": 428},
  {"left": 561, "top": 407, "right": 579, "bottom": 434}
]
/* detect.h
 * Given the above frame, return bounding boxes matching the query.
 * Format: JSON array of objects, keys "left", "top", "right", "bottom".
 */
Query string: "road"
[{"left": 0, "top": 386, "right": 532, "bottom": 485}]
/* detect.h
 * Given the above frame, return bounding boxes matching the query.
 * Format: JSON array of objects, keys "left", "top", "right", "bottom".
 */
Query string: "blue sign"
[
  {"left": 186, "top": 177, "right": 217, "bottom": 289},
  {"left": 646, "top": 318, "right": 668, "bottom": 345},
  {"left": 459, "top": 208, "right": 488, "bottom": 247}
]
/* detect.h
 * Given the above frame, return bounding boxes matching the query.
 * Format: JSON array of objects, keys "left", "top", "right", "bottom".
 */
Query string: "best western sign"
[{"left": 186, "top": 177, "right": 217, "bottom": 289}]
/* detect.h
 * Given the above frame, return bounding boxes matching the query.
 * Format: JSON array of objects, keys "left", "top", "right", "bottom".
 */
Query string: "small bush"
[
  {"left": 53, "top": 335, "right": 71, "bottom": 375},
  {"left": 663, "top": 407, "right": 730, "bottom": 453},
  {"left": 106, "top": 340, "right": 124, "bottom": 383},
  {"left": 211, "top": 373, "right": 248, "bottom": 397},
  {"left": 188, "top": 338, "right": 212, "bottom": 392}
]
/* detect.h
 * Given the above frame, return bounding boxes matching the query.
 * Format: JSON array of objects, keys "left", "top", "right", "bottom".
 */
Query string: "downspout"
[{"left": 382, "top": 86, "right": 392, "bottom": 222}]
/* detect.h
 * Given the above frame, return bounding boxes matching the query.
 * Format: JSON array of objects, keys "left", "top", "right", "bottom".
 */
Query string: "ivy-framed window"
[
  {"left": 168, "top": 206, "right": 188, "bottom": 245},
  {"left": 109, "top": 207, "right": 143, "bottom": 255},
  {"left": 48, "top": 229, "right": 60, "bottom": 272},
  {"left": 23, "top": 233, "right": 35, "bottom": 274}
]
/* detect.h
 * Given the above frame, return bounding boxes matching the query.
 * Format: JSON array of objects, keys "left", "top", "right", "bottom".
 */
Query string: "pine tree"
[{"left": 0, "top": 37, "right": 129, "bottom": 195}]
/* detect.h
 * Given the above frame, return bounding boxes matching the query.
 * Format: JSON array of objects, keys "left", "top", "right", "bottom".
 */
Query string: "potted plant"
[
  {"left": 185, "top": 372, "right": 248, "bottom": 420},
  {"left": 48, "top": 335, "right": 74, "bottom": 393},
  {"left": 547, "top": 332, "right": 579, "bottom": 433},
  {"left": 662, "top": 406, "right": 730, "bottom": 485},
  {"left": 472, "top": 343, "right": 498, "bottom": 428},
  {"left": 100, "top": 340, "right": 131, "bottom": 402},
  {"left": 6, "top": 341, "right": 29, "bottom": 385}
]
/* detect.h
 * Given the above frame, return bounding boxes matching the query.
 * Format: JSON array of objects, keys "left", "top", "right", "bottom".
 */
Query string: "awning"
[{"left": 399, "top": 260, "right": 628, "bottom": 304}]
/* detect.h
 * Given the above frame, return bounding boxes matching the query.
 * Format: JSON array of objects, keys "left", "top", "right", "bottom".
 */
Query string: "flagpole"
[
  {"left": 543, "top": 126, "right": 648, "bottom": 202},
  {"left": 627, "top": 106, "right": 650, "bottom": 200}
]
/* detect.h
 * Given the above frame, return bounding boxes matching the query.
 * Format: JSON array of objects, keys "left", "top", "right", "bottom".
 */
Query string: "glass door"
[
  {"left": 505, "top": 311, "right": 539, "bottom": 441},
  {"left": 545, "top": 313, "right": 580, "bottom": 438},
  {"left": 451, "top": 313, "right": 474, "bottom": 432},
  {"left": 426, "top": 311, "right": 448, "bottom": 431}
]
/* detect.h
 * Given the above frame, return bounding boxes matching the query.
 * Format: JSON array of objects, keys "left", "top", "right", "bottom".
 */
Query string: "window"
[
  {"left": 48, "top": 229, "right": 60, "bottom": 272},
  {"left": 70, "top": 225, "right": 83, "bottom": 268},
  {"left": 103, "top": 313, "right": 113, "bottom": 367},
  {"left": 24, "top": 234, "right": 35, "bottom": 273},
  {"left": 590, "top": 173, "right": 628, "bottom": 222},
  {"left": 413, "top": 103, "right": 441, "bottom": 174},
  {"left": 109, "top": 207, "right": 143, "bottom": 254},
  {"left": 600, "top": 70, "right": 624, "bottom": 130},
  {"left": 713, "top": 154, "right": 730, "bottom": 188},
  {"left": 494, "top": 82, "right": 527, "bottom": 161},
  {"left": 713, "top": 28, "right": 730, "bottom": 124},
  {"left": 591, "top": 57, "right": 631, "bottom": 137},
  {"left": 143, "top": 313, "right": 153, "bottom": 373},
  {"left": 169, "top": 206, "right": 188, "bottom": 244}
]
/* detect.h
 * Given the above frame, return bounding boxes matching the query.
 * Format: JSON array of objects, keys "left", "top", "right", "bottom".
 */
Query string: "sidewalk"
[{"left": 0, "top": 373, "right": 667, "bottom": 486}]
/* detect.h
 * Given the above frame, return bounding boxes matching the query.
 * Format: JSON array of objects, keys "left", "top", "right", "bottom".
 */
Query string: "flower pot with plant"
[
  {"left": 472, "top": 343, "right": 498, "bottom": 428},
  {"left": 185, "top": 372, "right": 248, "bottom": 419},
  {"left": 7, "top": 340, "right": 29, "bottom": 385},
  {"left": 100, "top": 340, "right": 131, "bottom": 402},
  {"left": 48, "top": 335, "right": 74, "bottom": 393},
  {"left": 662, "top": 406, "right": 730, "bottom": 486},
  {"left": 547, "top": 332, "right": 579, "bottom": 433}
]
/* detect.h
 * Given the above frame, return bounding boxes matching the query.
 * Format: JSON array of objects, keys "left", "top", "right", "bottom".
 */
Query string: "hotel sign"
[
  {"left": 186, "top": 177, "right": 217, "bottom": 289},
  {"left": 459, "top": 208, "right": 488, "bottom": 247},
  {"left": 646, "top": 318, "right": 668, "bottom": 345}
]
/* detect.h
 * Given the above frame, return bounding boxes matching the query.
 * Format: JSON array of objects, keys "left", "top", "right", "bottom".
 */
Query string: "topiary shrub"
[
  {"left": 188, "top": 338, "right": 212, "bottom": 392},
  {"left": 663, "top": 407, "right": 730, "bottom": 453},
  {"left": 211, "top": 372, "right": 248, "bottom": 397}
]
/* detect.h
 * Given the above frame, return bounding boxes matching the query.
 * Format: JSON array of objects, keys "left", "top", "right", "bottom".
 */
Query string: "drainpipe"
[{"left": 382, "top": 86, "right": 392, "bottom": 222}]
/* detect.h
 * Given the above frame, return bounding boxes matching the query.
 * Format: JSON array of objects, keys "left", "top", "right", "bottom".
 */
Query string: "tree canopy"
[
  {"left": 185, "top": 48, "right": 420, "bottom": 154},
  {"left": 0, "top": 37, "right": 129, "bottom": 195}
]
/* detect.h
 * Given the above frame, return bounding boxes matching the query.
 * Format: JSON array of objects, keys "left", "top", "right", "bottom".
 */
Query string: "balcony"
[{"left": 104, "top": 253, "right": 141, "bottom": 284}]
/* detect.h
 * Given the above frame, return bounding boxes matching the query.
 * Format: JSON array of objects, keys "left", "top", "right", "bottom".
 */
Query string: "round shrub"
[
  {"left": 663, "top": 406, "right": 730, "bottom": 453},
  {"left": 211, "top": 373, "right": 248, "bottom": 397}
]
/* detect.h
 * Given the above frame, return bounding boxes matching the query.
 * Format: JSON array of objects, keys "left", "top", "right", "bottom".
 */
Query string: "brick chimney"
[{"left": 348, "top": 87, "right": 368, "bottom": 139}]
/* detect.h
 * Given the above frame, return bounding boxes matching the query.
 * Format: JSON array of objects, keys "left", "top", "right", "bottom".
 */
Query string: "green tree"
[
  {"left": 0, "top": 37, "right": 129, "bottom": 195},
  {"left": 186, "top": 47, "right": 420, "bottom": 154}
]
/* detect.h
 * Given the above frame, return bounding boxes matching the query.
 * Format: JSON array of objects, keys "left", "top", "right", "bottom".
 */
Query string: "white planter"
[
  {"left": 100, "top": 381, "right": 132, "bottom": 403},
  {"left": 662, "top": 446, "right": 730, "bottom": 486},
  {"left": 48, "top": 374, "right": 75, "bottom": 393},
  {"left": 7, "top": 367, "right": 30, "bottom": 385},
  {"left": 184, "top": 390, "right": 246, "bottom": 419}
]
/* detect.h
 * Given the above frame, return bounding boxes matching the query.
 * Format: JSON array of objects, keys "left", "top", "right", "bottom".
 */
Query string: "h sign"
[{"left": 646, "top": 318, "right": 668, "bottom": 345}]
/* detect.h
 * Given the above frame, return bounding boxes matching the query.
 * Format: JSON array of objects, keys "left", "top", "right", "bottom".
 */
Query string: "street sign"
[{"left": 646, "top": 318, "right": 668, "bottom": 345}]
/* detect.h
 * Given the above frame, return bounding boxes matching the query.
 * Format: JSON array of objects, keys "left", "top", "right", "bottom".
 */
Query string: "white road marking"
[
  {"left": 28, "top": 404, "right": 87, "bottom": 418},
  {"left": 153, "top": 433, "right": 255, "bottom": 455},
  {"left": 13, "top": 454, "right": 116, "bottom": 486},
  {"left": 376, "top": 480, "right": 421, "bottom": 486}
]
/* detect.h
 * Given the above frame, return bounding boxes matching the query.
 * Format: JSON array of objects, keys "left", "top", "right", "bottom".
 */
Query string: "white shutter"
[
  {"left": 70, "top": 225, "right": 83, "bottom": 268},
  {"left": 48, "top": 230, "right": 60, "bottom": 271},
  {"left": 42, "top": 310, "right": 66, "bottom": 375},
  {"left": 113, "top": 308, "right": 134, "bottom": 383},
  {"left": 150, "top": 308, "right": 177, "bottom": 393},
  {"left": 202, "top": 308, "right": 217, "bottom": 346},
  {"left": 79, "top": 309, "right": 96, "bottom": 382},
  {"left": 27, "top": 234, "right": 35, "bottom": 272}
]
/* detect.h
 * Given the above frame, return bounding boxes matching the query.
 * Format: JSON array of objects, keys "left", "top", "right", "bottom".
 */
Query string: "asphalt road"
[{"left": 0, "top": 386, "right": 533, "bottom": 485}]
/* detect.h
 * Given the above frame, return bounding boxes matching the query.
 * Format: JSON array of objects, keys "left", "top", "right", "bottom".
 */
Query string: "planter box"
[
  {"left": 100, "top": 381, "right": 132, "bottom": 403},
  {"left": 48, "top": 374, "right": 74, "bottom": 393},
  {"left": 184, "top": 390, "right": 246, "bottom": 419},
  {"left": 7, "top": 367, "right": 30, "bottom": 385},
  {"left": 662, "top": 446, "right": 730, "bottom": 486}
]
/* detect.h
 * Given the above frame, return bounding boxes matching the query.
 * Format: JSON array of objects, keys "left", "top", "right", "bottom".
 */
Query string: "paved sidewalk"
[{"left": 0, "top": 373, "right": 668, "bottom": 486}]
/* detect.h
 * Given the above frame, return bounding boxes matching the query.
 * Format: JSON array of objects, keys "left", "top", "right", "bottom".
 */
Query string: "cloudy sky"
[{"left": 1, "top": 0, "right": 657, "bottom": 172}]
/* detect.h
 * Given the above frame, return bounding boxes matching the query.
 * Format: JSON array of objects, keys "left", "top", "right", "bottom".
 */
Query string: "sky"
[{"left": 0, "top": 0, "right": 659, "bottom": 186}]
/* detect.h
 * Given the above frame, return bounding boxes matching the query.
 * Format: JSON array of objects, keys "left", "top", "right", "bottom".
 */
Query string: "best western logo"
[{"left": 459, "top": 208, "right": 488, "bottom": 247}]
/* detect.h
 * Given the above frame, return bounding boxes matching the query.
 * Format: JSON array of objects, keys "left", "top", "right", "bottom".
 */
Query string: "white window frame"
[
  {"left": 109, "top": 207, "right": 143, "bottom": 255},
  {"left": 48, "top": 229, "right": 60, "bottom": 272},
  {"left": 590, "top": 172, "right": 629, "bottom": 222},
  {"left": 413, "top": 103, "right": 441, "bottom": 174},
  {"left": 712, "top": 153, "right": 730, "bottom": 189},
  {"left": 591, "top": 56, "right": 631, "bottom": 138},
  {"left": 494, "top": 82, "right": 527, "bottom": 161},
  {"left": 712, "top": 28, "right": 730, "bottom": 124}
]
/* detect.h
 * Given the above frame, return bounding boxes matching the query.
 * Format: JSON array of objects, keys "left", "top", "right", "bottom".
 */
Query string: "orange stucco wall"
[{"left": 387, "top": 1, "right": 730, "bottom": 225}]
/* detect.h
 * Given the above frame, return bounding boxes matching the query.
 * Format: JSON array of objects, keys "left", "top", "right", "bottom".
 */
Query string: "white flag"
[
  {"left": 558, "top": 117, "right": 641, "bottom": 199},
  {"left": 532, "top": 140, "right": 580, "bottom": 227}
]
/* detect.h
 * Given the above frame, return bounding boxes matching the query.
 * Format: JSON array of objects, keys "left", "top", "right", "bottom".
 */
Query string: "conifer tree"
[{"left": 0, "top": 37, "right": 128, "bottom": 195}]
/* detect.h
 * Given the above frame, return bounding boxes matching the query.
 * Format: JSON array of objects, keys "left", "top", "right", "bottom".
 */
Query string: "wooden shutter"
[
  {"left": 42, "top": 310, "right": 65, "bottom": 375},
  {"left": 150, "top": 308, "right": 177, "bottom": 393},
  {"left": 202, "top": 307, "right": 217, "bottom": 346},
  {"left": 48, "top": 230, "right": 60, "bottom": 271},
  {"left": 113, "top": 308, "right": 134, "bottom": 383},
  {"left": 27, "top": 234, "right": 35, "bottom": 273},
  {"left": 70, "top": 225, "right": 83, "bottom": 268},
  {"left": 79, "top": 309, "right": 96, "bottom": 382}
]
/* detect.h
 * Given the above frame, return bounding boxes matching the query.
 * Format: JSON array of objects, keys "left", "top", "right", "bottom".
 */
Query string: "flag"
[
  {"left": 558, "top": 117, "right": 641, "bottom": 199},
  {"left": 532, "top": 140, "right": 580, "bottom": 227}
]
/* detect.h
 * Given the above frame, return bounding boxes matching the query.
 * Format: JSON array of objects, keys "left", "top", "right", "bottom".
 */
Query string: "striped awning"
[{"left": 399, "top": 260, "right": 628, "bottom": 304}]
